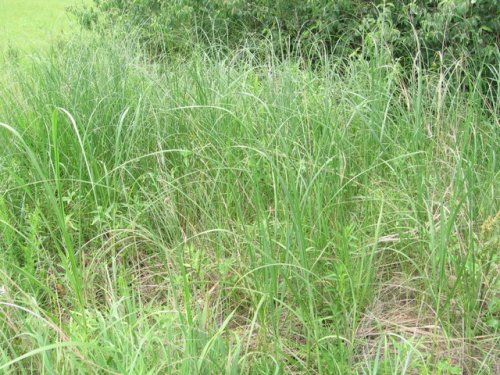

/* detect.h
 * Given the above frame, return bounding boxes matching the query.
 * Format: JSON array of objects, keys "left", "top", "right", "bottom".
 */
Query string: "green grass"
[
  {"left": 0, "top": 0, "right": 79, "bottom": 50},
  {"left": 0, "top": 32, "right": 498, "bottom": 373}
]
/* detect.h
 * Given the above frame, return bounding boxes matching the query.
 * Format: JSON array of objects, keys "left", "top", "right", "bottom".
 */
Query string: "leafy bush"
[{"left": 75, "top": 0, "right": 498, "bottom": 66}]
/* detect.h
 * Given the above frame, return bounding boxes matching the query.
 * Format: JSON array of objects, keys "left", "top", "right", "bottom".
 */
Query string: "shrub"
[
  {"left": 76, "top": 0, "right": 500, "bottom": 65},
  {"left": 74, "top": 0, "right": 498, "bottom": 66}
]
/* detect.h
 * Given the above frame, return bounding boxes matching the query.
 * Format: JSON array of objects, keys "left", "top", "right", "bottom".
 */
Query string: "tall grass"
[{"left": 0, "top": 35, "right": 498, "bottom": 374}]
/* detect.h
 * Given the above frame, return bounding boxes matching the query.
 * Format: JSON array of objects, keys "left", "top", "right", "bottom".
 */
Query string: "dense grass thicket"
[{"left": 0, "top": 9, "right": 499, "bottom": 375}]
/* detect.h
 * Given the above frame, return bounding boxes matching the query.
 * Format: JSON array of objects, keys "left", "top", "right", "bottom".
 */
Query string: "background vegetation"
[
  {"left": 0, "top": 1, "right": 498, "bottom": 373},
  {"left": 76, "top": 0, "right": 499, "bottom": 65}
]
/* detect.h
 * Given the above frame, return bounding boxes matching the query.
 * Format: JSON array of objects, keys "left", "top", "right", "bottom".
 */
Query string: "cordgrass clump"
[{"left": 0, "top": 36, "right": 498, "bottom": 373}]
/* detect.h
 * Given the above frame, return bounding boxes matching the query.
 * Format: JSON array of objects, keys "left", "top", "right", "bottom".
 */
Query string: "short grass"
[
  {"left": 0, "top": 34, "right": 498, "bottom": 373},
  {"left": 0, "top": 0, "right": 78, "bottom": 50}
]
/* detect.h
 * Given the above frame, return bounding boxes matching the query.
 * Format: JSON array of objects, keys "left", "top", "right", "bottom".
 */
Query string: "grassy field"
[
  {"left": 0, "top": 0, "right": 77, "bottom": 50},
  {"left": 0, "top": 6, "right": 498, "bottom": 375}
]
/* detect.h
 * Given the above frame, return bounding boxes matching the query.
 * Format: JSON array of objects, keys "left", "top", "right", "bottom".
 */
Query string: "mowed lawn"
[{"left": 0, "top": 0, "right": 78, "bottom": 50}]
